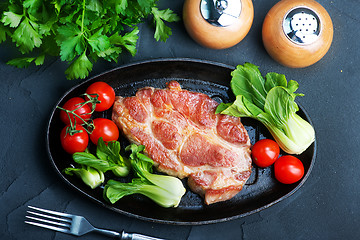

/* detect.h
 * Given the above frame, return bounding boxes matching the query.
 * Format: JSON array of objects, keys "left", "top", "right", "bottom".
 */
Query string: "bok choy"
[
  {"left": 64, "top": 165, "right": 105, "bottom": 189},
  {"left": 72, "top": 137, "right": 130, "bottom": 177},
  {"left": 216, "top": 63, "right": 315, "bottom": 154},
  {"left": 104, "top": 144, "right": 186, "bottom": 208}
]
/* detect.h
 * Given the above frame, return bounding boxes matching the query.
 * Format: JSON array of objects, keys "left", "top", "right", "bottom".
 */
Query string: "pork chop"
[{"left": 111, "top": 81, "right": 252, "bottom": 205}]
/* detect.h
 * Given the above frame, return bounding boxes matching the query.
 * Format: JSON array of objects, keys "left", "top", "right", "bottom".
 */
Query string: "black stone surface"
[{"left": 1, "top": 0, "right": 359, "bottom": 239}]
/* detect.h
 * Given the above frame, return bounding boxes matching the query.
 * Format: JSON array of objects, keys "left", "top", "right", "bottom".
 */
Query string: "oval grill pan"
[{"left": 46, "top": 58, "right": 316, "bottom": 225}]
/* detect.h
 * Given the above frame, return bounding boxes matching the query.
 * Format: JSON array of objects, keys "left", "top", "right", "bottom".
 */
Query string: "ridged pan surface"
[{"left": 46, "top": 58, "right": 316, "bottom": 225}]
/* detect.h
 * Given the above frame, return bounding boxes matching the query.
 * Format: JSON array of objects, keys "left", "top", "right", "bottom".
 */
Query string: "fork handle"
[
  {"left": 94, "top": 227, "right": 121, "bottom": 238},
  {"left": 121, "top": 231, "right": 166, "bottom": 240},
  {"left": 94, "top": 228, "right": 165, "bottom": 240}
]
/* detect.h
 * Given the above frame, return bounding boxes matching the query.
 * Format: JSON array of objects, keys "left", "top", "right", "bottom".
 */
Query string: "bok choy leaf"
[
  {"left": 104, "top": 144, "right": 186, "bottom": 208},
  {"left": 216, "top": 63, "right": 315, "bottom": 154},
  {"left": 72, "top": 137, "right": 130, "bottom": 177}
]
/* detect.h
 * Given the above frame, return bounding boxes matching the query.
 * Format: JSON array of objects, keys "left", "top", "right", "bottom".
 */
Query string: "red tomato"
[
  {"left": 251, "top": 139, "right": 280, "bottom": 168},
  {"left": 90, "top": 118, "right": 119, "bottom": 145},
  {"left": 86, "top": 82, "right": 115, "bottom": 112},
  {"left": 60, "top": 125, "right": 89, "bottom": 154},
  {"left": 60, "top": 97, "right": 92, "bottom": 125},
  {"left": 274, "top": 155, "right": 305, "bottom": 184}
]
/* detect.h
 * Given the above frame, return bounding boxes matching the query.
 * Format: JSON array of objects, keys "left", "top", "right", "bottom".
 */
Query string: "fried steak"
[{"left": 112, "top": 81, "right": 252, "bottom": 205}]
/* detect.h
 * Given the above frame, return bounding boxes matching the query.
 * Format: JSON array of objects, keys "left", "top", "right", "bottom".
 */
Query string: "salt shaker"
[{"left": 262, "top": 0, "right": 333, "bottom": 68}]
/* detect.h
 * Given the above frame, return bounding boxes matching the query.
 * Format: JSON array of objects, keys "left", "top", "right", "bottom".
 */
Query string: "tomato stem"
[
  {"left": 82, "top": 93, "right": 101, "bottom": 114},
  {"left": 57, "top": 93, "right": 100, "bottom": 135}
]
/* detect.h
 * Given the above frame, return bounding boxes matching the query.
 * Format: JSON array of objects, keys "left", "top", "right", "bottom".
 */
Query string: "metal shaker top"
[
  {"left": 200, "top": 0, "right": 242, "bottom": 27},
  {"left": 282, "top": 6, "right": 321, "bottom": 45}
]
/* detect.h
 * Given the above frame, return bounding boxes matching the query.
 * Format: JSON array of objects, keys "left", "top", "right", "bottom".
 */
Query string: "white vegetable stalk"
[
  {"left": 65, "top": 166, "right": 105, "bottom": 189},
  {"left": 142, "top": 172, "right": 186, "bottom": 207},
  {"left": 112, "top": 166, "right": 130, "bottom": 177},
  {"left": 266, "top": 113, "right": 315, "bottom": 154},
  {"left": 80, "top": 167, "right": 105, "bottom": 189}
]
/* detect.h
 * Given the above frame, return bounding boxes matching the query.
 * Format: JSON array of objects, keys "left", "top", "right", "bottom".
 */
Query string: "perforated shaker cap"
[
  {"left": 200, "top": 0, "right": 242, "bottom": 27},
  {"left": 282, "top": 7, "right": 321, "bottom": 45}
]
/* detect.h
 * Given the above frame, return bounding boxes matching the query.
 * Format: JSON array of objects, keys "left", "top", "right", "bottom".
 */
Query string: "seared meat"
[{"left": 112, "top": 81, "right": 252, "bottom": 204}]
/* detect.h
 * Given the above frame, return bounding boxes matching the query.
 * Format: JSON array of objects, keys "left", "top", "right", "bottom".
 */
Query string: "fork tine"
[
  {"left": 25, "top": 215, "right": 70, "bottom": 228},
  {"left": 25, "top": 206, "right": 73, "bottom": 235},
  {"left": 25, "top": 220, "right": 69, "bottom": 234},
  {"left": 28, "top": 206, "right": 73, "bottom": 218},
  {"left": 27, "top": 211, "right": 72, "bottom": 223}
]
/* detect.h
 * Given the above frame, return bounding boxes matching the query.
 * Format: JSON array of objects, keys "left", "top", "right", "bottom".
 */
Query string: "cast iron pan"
[{"left": 46, "top": 58, "right": 316, "bottom": 225}]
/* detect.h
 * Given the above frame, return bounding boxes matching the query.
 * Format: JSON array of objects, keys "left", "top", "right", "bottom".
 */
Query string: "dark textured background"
[{"left": 1, "top": 0, "right": 359, "bottom": 239}]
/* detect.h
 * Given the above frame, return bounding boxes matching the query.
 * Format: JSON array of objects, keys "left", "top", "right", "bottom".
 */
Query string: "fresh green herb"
[
  {"left": 151, "top": 7, "right": 179, "bottom": 42},
  {"left": 216, "top": 63, "right": 315, "bottom": 155},
  {"left": 104, "top": 144, "right": 186, "bottom": 208},
  {"left": 72, "top": 138, "right": 130, "bottom": 177},
  {"left": 0, "top": 0, "right": 179, "bottom": 79},
  {"left": 64, "top": 165, "right": 105, "bottom": 189}
]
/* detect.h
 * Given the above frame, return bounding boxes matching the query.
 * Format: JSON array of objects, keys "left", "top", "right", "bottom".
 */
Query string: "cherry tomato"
[
  {"left": 90, "top": 118, "right": 119, "bottom": 145},
  {"left": 86, "top": 82, "right": 115, "bottom": 112},
  {"left": 274, "top": 155, "right": 305, "bottom": 184},
  {"left": 251, "top": 139, "right": 280, "bottom": 168},
  {"left": 60, "top": 125, "right": 89, "bottom": 154},
  {"left": 60, "top": 97, "right": 92, "bottom": 125}
]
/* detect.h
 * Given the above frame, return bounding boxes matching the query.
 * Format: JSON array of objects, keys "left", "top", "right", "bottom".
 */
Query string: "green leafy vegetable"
[
  {"left": 151, "top": 7, "right": 180, "bottom": 42},
  {"left": 7, "top": 55, "right": 45, "bottom": 68},
  {"left": 72, "top": 138, "right": 130, "bottom": 177},
  {"left": 104, "top": 144, "right": 186, "bottom": 208},
  {"left": 216, "top": 63, "right": 315, "bottom": 155},
  {"left": 0, "top": 0, "right": 179, "bottom": 79},
  {"left": 64, "top": 165, "right": 105, "bottom": 189}
]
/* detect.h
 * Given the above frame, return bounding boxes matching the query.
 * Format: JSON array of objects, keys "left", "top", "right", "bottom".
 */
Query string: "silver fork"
[{"left": 25, "top": 206, "right": 166, "bottom": 240}]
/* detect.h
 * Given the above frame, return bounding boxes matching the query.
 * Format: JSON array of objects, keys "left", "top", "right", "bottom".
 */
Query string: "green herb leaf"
[
  {"left": 0, "top": 28, "right": 6, "bottom": 43},
  {"left": 151, "top": 7, "right": 179, "bottom": 42},
  {"left": 65, "top": 50, "right": 93, "bottom": 80},
  {"left": 23, "top": 0, "right": 43, "bottom": 16},
  {"left": 12, "top": 18, "right": 42, "bottom": 53},
  {"left": 7, "top": 57, "right": 35, "bottom": 68},
  {"left": 87, "top": 28, "right": 111, "bottom": 58},
  {"left": 86, "top": 0, "right": 103, "bottom": 13},
  {"left": 137, "top": 0, "right": 154, "bottom": 13},
  {"left": 1, "top": 0, "right": 179, "bottom": 79},
  {"left": 7, "top": 54, "right": 45, "bottom": 68},
  {"left": 34, "top": 54, "right": 45, "bottom": 65},
  {"left": 2, "top": 11, "right": 23, "bottom": 28},
  {"left": 109, "top": 27, "right": 139, "bottom": 56},
  {"left": 56, "top": 23, "right": 85, "bottom": 61},
  {"left": 114, "top": 0, "right": 128, "bottom": 15}
]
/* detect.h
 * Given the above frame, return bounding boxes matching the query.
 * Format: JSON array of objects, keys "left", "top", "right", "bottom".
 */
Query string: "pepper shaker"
[{"left": 183, "top": 0, "right": 254, "bottom": 49}]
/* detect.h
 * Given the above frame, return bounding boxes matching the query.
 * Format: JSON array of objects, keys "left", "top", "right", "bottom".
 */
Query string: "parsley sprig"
[{"left": 0, "top": 0, "right": 179, "bottom": 79}]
